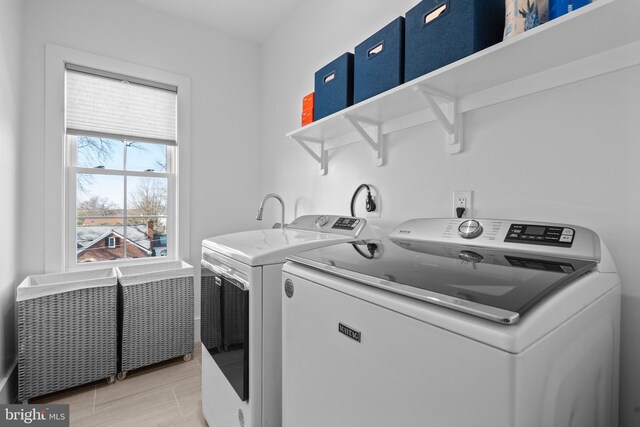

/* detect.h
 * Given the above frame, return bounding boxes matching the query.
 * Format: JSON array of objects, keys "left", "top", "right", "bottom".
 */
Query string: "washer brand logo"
[
  {"left": 1, "top": 405, "right": 69, "bottom": 426},
  {"left": 284, "top": 279, "right": 294, "bottom": 298},
  {"left": 338, "top": 323, "right": 361, "bottom": 342},
  {"left": 398, "top": 230, "right": 411, "bottom": 234}
]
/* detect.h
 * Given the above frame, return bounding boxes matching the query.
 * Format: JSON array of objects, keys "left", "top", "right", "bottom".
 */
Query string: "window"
[
  {"left": 45, "top": 45, "right": 190, "bottom": 272},
  {"left": 66, "top": 65, "right": 177, "bottom": 266},
  {"left": 70, "top": 134, "right": 173, "bottom": 264}
]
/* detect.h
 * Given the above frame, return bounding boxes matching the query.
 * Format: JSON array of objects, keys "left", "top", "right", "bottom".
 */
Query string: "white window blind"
[{"left": 65, "top": 66, "right": 177, "bottom": 145}]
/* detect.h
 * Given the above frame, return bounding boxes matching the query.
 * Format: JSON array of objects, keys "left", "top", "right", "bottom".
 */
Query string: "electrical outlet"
[
  {"left": 452, "top": 190, "right": 473, "bottom": 218},
  {"left": 366, "top": 195, "right": 381, "bottom": 218}
]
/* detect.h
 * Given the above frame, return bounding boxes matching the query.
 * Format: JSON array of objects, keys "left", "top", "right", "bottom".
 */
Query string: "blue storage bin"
[
  {"left": 354, "top": 17, "right": 405, "bottom": 104},
  {"left": 314, "top": 53, "right": 354, "bottom": 120},
  {"left": 549, "top": 0, "right": 591, "bottom": 20},
  {"left": 405, "top": 0, "right": 505, "bottom": 82}
]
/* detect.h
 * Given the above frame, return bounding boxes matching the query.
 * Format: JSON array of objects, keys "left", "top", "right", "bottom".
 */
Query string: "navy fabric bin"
[
  {"left": 354, "top": 17, "right": 405, "bottom": 103},
  {"left": 405, "top": 0, "right": 504, "bottom": 82},
  {"left": 314, "top": 53, "right": 354, "bottom": 120}
]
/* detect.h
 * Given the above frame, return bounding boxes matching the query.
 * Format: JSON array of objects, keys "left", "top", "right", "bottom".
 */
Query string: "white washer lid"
[
  {"left": 203, "top": 228, "right": 354, "bottom": 266},
  {"left": 283, "top": 261, "right": 620, "bottom": 353}
]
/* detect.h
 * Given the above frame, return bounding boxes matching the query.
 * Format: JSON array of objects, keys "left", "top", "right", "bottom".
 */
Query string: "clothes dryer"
[{"left": 201, "top": 215, "right": 366, "bottom": 427}]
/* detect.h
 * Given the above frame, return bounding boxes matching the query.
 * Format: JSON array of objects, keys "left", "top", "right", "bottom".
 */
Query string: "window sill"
[{"left": 67, "top": 255, "right": 181, "bottom": 272}]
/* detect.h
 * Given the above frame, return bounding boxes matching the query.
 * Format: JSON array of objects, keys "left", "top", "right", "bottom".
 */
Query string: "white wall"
[
  {"left": 0, "top": 0, "right": 24, "bottom": 403},
  {"left": 261, "top": 1, "right": 640, "bottom": 426},
  {"left": 19, "top": 0, "right": 263, "bottom": 340}
]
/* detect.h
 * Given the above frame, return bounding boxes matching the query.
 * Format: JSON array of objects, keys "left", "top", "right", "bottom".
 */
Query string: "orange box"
[
  {"left": 302, "top": 92, "right": 314, "bottom": 112},
  {"left": 302, "top": 111, "right": 314, "bottom": 126}
]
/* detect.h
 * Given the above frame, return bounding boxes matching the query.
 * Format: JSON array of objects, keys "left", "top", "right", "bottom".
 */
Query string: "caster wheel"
[
  {"left": 107, "top": 375, "right": 116, "bottom": 384},
  {"left": 117, "top": 371, "right": 128, "bottom": 381},
  {"left": 183, "top": 353, "right": 193, "bottom": 362}
]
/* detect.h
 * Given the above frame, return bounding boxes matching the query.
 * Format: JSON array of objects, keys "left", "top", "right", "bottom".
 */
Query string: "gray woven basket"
[
  {"left": 17, "top": 272, "right": 118, "bottom": 402},
  {"left": 118, "top": 261, "right": 194, "bottom": 374}
]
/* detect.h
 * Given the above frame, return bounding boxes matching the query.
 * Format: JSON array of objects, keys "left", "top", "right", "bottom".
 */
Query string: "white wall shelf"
[{"left": 286, "top": 0, "right": 640, "bottom": 175}]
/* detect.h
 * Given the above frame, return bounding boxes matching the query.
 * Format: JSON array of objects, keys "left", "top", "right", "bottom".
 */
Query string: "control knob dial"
[
  {"left": 458, "top": 220, "right": 483, "bottom": 239},
  {"left": 315, "top": 215, "right": 330, "bottom": 227}
]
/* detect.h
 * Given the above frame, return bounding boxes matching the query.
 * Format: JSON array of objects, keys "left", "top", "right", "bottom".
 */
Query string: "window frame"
[
  {"left": 45, "top": 44, "right": 190, "bottom": 272},
  {"left": 68, "top": 135, "right": 175, "bottom": 266}
]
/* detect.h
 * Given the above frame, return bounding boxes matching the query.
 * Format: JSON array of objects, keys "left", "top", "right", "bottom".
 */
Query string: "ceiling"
[{"left": 129, "top": 0, "right": 304, "bottom": 44}]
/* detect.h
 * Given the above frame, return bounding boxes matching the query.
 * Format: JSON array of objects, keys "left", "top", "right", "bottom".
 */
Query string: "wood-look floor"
[{"left": 31, "top": 344, "right": 207, "bottom": 426}]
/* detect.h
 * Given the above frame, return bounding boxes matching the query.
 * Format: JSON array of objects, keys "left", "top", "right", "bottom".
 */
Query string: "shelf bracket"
[
  {"left": 413, "top": 86, "right": 463, "bottom": 154},
  {"left": 292, "top": 136, "right": 328, "bottom": 175},
  {"left": 343, "top": 115, "right": 385, "bottom": 167}
]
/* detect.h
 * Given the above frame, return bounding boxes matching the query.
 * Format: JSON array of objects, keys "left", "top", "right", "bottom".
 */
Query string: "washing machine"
[
  {"left": 282, "top": 218, "right": 620, "bottom": 427},
  {"left": 200, "top": 215, "right": 366, "bottom": 427}
]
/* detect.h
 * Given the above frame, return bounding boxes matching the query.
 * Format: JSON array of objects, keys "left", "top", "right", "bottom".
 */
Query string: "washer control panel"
[
  {"left": 288, "top": 215, "right": 367, "bottom": 238},
  {"left": 389, "top": 218, "right": 599, "bottom": 261},
  {"left": 331, "top": 217, "right": 362, "bottom": 231},
  {"left": 504, "top": 224, "right": 575, "bottom": 247}
]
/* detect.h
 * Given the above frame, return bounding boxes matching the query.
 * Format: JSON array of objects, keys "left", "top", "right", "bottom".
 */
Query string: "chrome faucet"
[{"left": 256, "top": 193, "right": 285, "bottom": 230}]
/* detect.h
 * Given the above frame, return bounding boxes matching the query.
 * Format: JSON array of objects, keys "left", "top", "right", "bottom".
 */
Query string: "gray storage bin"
[
  {"left": 116, "top": 261, "right": 194, "bottom": 378},
  {"left": 17, "top": 268, "right": 118, "bottom": 402}
]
